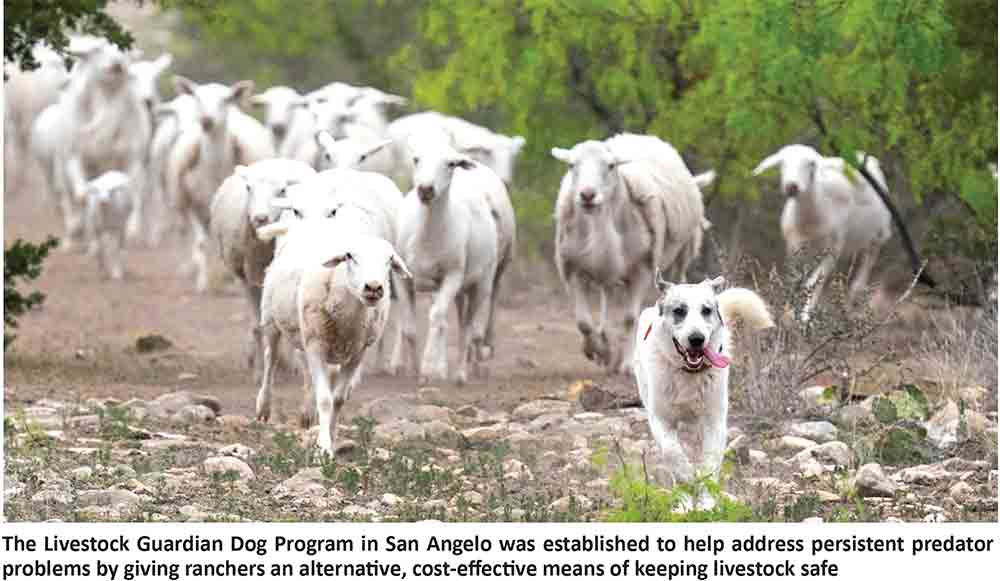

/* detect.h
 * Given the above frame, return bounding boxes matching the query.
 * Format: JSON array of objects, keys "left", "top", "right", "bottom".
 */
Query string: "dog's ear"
[
  {"left": 703, "top": 276, "right": 725, "bottom": 292},
  {"left": 654, "top": 268, "right": 673, "bottom": 293}
]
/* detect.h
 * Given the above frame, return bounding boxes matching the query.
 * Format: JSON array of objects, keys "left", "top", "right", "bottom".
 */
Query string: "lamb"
[
  {"left": 81, "top": 170, "right": 133, "bottom": 280},
  {"left": 165, "top": 76, "right": 276, "bottom": 292},
  {"left": 397, "top": 137, "right": 503, "bottom": 384},
  {"left": 210, "top": 158, "right": 318, "bottom": 375},
  {"left": 314, "top": 128, "right": 393, "bottom": 174},
  {"left": 551, "top": 133, "right": 708, "bottom": 374},
  {"left": 147, "top": 94, "right": 199, "bottom": 245},
  {"left": 752, "top": 144, "right": 892, "bottom": 321},
  {"left": 128, "top": 53, "right": 173, "bottom": 118},
  {"left": 248, "top": 85, "right": 311, "bottom": 155},
  {"left": 255, "top": 217, "right": 412, "bottom": 455}
]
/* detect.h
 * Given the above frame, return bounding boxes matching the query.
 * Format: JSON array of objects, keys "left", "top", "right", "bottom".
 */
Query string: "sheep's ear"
[
  {"left": 703, "top": 276, "right": 726, "bottom": 292},
  {"left": 692, "top": 170, "right": 717, "bottom": 189},
  {"left": 255, "top": 222, "right": 288, "bottom": 241},
  {"left": 390, "top": 252, "right": 413, "bottom": 279},
  {"left": 510, "top": 135, "right": 526, "bottom": 154},
  {"left": 362, "top": 139, "right": 393, "bottom": 159},
  {"left": 551, "top": 147, "right": 574, "bottom": 164},
  {"left": 228, "top": 80, "right": 255, "bottom": 104},
  {"left": 451, "top": 157, "right": 476, "bottom": 171},
  {"left": 752, "top": 151, "right": 785, "bottom": 176},
  {"left": 154, "top": 53, "right": 173, "bottom": 73},
  {"left": 322, "top": 252, "right": 352, "bottom": 269},
  {"left": 248, "top": 94, "right": 269, "bottom": 108},
  {"left": 654, "top": 268, "right": 673, "bottom": 293},
  {"left": 153, "top": 103, "right": 175, "bottom": 119},
  {"left": 173, "top": 75, "right": 197, "bottom": 96},
  {"left": 315, "top": 130, "right": 337, "bottom": 150}
]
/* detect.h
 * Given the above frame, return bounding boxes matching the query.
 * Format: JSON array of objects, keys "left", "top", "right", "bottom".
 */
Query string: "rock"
[
  {"left": 799, "top": 385, "right": 837, "bottom": 414},
  {"left": 770, "top": 436, "right": 818, "bottom": 454},
  {"left": 574, "top": 380, "right": 641, "bottom": 412},
  {"left": 512, "top": 400, "right": 572, "bottom": 421},
  {"left": 422, "top": 499, "right": 448, "bottom": 512},
  {"left": 334, "top": 439, "right": 358, "bottom": 456},
  {"left": 799, "top": 457, "right": 827, "bottom": 479},
  {"left": 20, "top": 406, "right": 62, "bottom": 429},
  {"left": 549, "top": 495, "right": 593, "bottom": 512},
  {"left": 148, "top": 391, "right": 222, "bottom": 418},
  {"left": 787, "top": 421, "right": 839, "bottom": 443},
  {"left": 462, "top": 491, "right": 484, "bottom": 506},
  {"left": 516, "top": 357, "right": 537, "bottom": 369},
  {"left": 949, "top": 481, "right": 974, "bottom": 501},
  {"left": 528, "top": 413, "right": 565, "bottom": 431},
  {"left": 135, "top": 334, "right": 172, "bottom": 353},
  {"left": 217, "top": 415, "right": 251, "bottom": 430},
  {"left": 177, "top": 372, "right": 198, "bottom": 381},
  {"left": 957, "top": 386, "right": 987, "bottom": 410},
  {"left": 832, "top": 404, "right": 874, "bottom": 429},
  {"left": 341, "top": 504, "right": 378, "bottom": 519},
  {"left": 70, "top": 467, "right": 94, "bottom": 481},
  {"left": 924, "top": 399, "right": 960, "bottom": 448},
  {"left": 940, "top": 457, "right": 988, "bottom": 472},
  {"left": 179, "top": 504, "right": 215, "bottom": 522},
  {"left": 359, "top": 396, "right": 418, "bottom": 424},
  {"left": 31, "top": 487, "right": 74, "bottom": 506},
  {"left": 424, "top": 420, "right": 458, "bottom": 440},
  {"left": 800, "top": 441, "right": 853, "bottom": 467},
  {"left": 896, "top": 463, "right": 951, "bottom": 485},
  {"left": 853, "top": 463, "right": 898, "bottom": 498},
  {"left": 67, "top": 414, "right": 100, "bottom": 428},
  {"left": 749, "top": 450, "right": 769, "bottom": 465},
  {"left": 77, "top": 489, "right": 142, "bottom": 508},
  {"left": 461, "top": 425, "right": 507, "bottom": 444},
  {"left": 381, "top": 493, "right": 403, "bottom": 507},
  {"left": 802, "top": 517, "right": 824, "bottom": 524},
  {"left": 172, "top": 404, "right": 216, "bottom": 424},
  {"left": 203, "top": 456, "right": 255, "bottom": 481},
  {"left": 416, "top": 387, "right": 443, "bottom": 403},
  {"left": 455, "top": 404, "right": 479, "bottom": 418},
  {"left": 218, "top": 444, "right": 254, "bottom": 460},
  {"left": 412, "top": 405, "right": 452, "bottom": 423},
  {"left": 375, "top": 419, "right": 426, "bottom": 443},
  {"left": 726, "top": 435, "right": 751, "bottom": 464},
  {"left": 274, "top": 468, "right": 329, "bottom": 499},
  {"left": 817, "top": 491, "right": 840, "bottom": 502}
]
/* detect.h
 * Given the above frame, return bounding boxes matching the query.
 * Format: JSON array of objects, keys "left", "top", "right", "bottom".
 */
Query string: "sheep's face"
[
  {"left": 315, "top": 131, "right": 391, "bottom": 171},
  {"left": 654, "top": 275, "right": 729, "bottom": 372},
  {"left": 249, "top": 87, "right": 304, "bottom": 141},
  {"left": 71, "top": 40, "right": 131, "bottom": 88},
  {"left": 85, "top": 171, "right": 130, "bottom": 204},
  {"left": 409, "top": 140, "right": 476, "bottom": 204},
  {"left": 461, "top": 134, "right": 525, "bottom": 190},
  {"left": 323, "top": 238, "right": 412, "bottom": 307},
  {"left": 551, "top": 141, "right": 627, "bottom": 213},
  {"left": 237, "top": 172, "right": 296, "bottom": 228},
  {"left": 128, "top": 54, "right": 172, "bottom": 115},
  {"left": 174, "top": 77, "right": 253, "bottom": 135},
  {"left": 309, "top": 99, "right": 355, "bottom": 139},
  {"left": 753, "top": 144, "right": 821, "bottom": 198}
]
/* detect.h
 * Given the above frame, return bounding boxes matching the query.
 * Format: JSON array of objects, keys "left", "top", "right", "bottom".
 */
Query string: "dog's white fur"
[{"left": 633, "top": 275, "right": 773, "bottom": 507}]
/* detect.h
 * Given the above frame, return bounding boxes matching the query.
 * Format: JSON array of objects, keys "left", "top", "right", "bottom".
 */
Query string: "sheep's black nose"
[
  {"left": 417, "top": 185, "right": 435, "bottom": 201},
  {"left": 785, "top": 183, "right": 800, "bottom": 197},
  {"left": 201, "top": 117, "right": 215, "bottom": 132},
  {"left": 688, "top": 332, "right": 705, "bottom": 349},
  {"left": 272, "top": 123, "right": 287, "bottom": 139}
]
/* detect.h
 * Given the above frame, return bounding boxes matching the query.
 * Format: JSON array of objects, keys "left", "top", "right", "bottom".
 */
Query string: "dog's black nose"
[{"left": 688, "top": 333, "right": 705, "bottom": 349}]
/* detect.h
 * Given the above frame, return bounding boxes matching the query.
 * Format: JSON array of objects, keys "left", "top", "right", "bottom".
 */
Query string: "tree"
[{"left": 4, "top": 238, "right": 58, "bottom": 349}]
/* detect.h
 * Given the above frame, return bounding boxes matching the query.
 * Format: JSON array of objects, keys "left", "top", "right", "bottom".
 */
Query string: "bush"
[
  {"left": 4, "top": 237, "right": 58, "bottom": 349},
  {"left": 604, "top": 463, "right": 754, "bottom": 523}
]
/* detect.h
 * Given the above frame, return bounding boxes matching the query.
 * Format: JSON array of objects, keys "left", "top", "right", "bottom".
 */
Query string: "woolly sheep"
[
  {"left": 314, "top": 128, "right": 393, "bottom": 174},
  {"left": 551, "top": 133, "right": 708, "bottom": 374},
  {"left": 752, "top": 144, "right": 892, "bottom": 321},
  {"left": 165, "top": 76, "right": 276, "bottom": 292},
  {"left": 210, "top": 158, "right": 317, "bottom": 374},
  {"left": 248, "top": 85, "right": 311, "bottom": 153},
  {"left": 147, "top": 94, "right": 199, "bottom": 245},
  {"left": 397, "top": 138, "right": 502, "bottom": 384},
  {"left": 81, "top": 170, "right": 133, "bottom": 280},
  {"left": 255, "top": 217, "right": 412, "bottom": 455},
  {"left": 128, "top": 53, "right": 173, "bottom": 117}
]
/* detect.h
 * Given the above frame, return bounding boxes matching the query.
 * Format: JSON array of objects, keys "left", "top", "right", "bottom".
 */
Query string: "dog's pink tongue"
[{"left": 704, "top": 346, "right": 731, "bottom": 369}]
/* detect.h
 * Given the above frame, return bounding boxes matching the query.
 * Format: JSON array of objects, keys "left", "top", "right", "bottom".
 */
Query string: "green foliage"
[
  {"left": 604, "top": 464, "right": 754, "bottom": 523},
  {"left": 4, "top": 237, "right": 58, "bottom": 350},
  {"left": 3, "top": 0, "right": 133, "bottom": 73},
  {"left": 867, "top": 384, "right": 933, "bottom": 465}
]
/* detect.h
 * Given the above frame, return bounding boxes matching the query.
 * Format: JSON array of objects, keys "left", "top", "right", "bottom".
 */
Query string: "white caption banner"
[{"left": 1, "top": 523, "right": 998, "bottom": 580}]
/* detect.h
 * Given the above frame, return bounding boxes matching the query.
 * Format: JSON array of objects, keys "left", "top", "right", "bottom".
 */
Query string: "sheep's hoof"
[
  {"left": 256, "top": 412, "right": 269, "bottom": 423},
  {"left": 299, "top": 409, "right": 317, "bottom": 428},
  {"left": 453, "top": 372, "right": 467, "bottom": 386},
  {"left": 478, "top": 344, "right": 494, "bottom": 361}
]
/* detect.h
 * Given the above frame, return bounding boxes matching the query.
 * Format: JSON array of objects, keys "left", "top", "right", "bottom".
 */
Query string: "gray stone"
[
  {"left": 925, "top": 399, "right": 960, "bottom": 448},
  {"left": 375, "top": 419, "right": 426, "bottom": 443},
  {"left": 832, "top": 404, "right": 874, "bottom": 429},
  {"left": 512, "top": 400, "right": 571, "bottom": 421},
  {"left": 787, "top": 421, "right": 839, "bottom": 443},
  {"left": 203, "top": 456, "right": 255, "bottom": 481},
  {"left": 771, "top": 436, "right": 818, "bottom": 454},
  {"left": 549, "top": 495, "right": 593, "bottom": 512},
  {"left": 218, "top": 443, "right": 255, "bottom": 460},
  {"left": 77, "top": 488, "right": 142, "bottom": 508},
  {"left": 853, "top": 463, "right": 897, "bottom": 498},
  {"left": 274, "top": 468, "right": 329, "bottom": 498},
  {"left": 461, "top": 424, "right": 507, "bottom": 444},
  {"left": 896, "top": 463, "right": 950, "bottom": 485},
  {"left": 171, "top": 404, "right": 216, "bottom": 424}
]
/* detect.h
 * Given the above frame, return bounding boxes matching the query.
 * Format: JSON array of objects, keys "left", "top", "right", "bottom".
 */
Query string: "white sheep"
[
  {"left": 248, "top": 85, "right": 312, "bottom": 155},
  {"left": 81, "top": 170, "right": 133, "bottom": 280},
  {"left": 752, "top": 144, "right": 892, "bottom": 321},
  {"left": 551, "top": 133, "right": 708, "bottom": 374},
  {"left": 255, "top": 217, "right": 412, "bottom": 455},
  {"left": 314, "top": 128, "right": 393, "bottom": 174},
  {"left": 269, "top": 168, "right": 410, "bottom": 379},
  {"left": 147, "top": 94, "right": 199, "bottom": 245},
  {"left": 398, "top": 137, "right": 502, "bottom": 384},
  {"left": 128, "top": 53, "right": 173, "bottom": 118},
  {"left": 210, "top": 158, "right": 318, "bottom": 374},
  {"left": 165, "top": 76, "right": 276, "bottom": 292}
]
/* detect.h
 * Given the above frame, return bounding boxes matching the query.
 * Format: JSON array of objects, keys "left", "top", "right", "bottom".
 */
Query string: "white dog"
[{"left": 633, "top": 271, "right": 773, "bottom": 507}]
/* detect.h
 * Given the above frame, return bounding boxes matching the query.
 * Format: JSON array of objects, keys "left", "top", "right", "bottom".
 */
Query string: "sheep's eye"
[
  {"left": 608, "top": 162, "right": 616, "bottom": 171},
  {"left": 412, "top": 157, "right": 419, "bottom": 165},
  {"left": 672, "top": 306, "right": 687, "bottom": 318},
  {"left": 327, "top": 208, "right": 337, "bottom": 218},
  {"left": 292, "top": 209, "right": 303, "bottom": 218},
  {"left": 701, "top": 306, "right": 713, "bottom": 318},
  {"left": 275, "top": 187, "right": 286, "bottom": 198},
  {"left": 324, "top": 153, "right": 332, "bottom": 161},
  {"left": 359, "top": 154, "right": 367, "bottom": 162},
  {"left": 345, "top": 252, "right": 354, "bottom": 263}
]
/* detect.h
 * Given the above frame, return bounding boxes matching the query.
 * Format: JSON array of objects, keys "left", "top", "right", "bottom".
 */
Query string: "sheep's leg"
[
  {"left": 306, "top": 342, "right": 338, "bottom": 456},
  {"left": 483, "top": 256, "right": 508, "bottom": 361},
  {"left": 420, "top": 274, "right": 463, "bottom": 385},
  {"left": 188, "top": 210, "right": 210, "bottom": 293},
  {"left": 454, "top": 291, "right": 468, "bottom": 365},
  {"left": 125, "top": 165, "right": 145, "bottom": 244},
  {"left": 60, "top": 157, "right": 88, "bottom": 252},
  {"left": 399, "top": 278, "right": 420, "bottom": 377},
  {"left": 616, "top": 269, "right": 650, "bottom": 375},
  {"left": 376, "top": 276, "right": 403, "bottom": 375},
  {"left": 570, "top": 274, "right": 604, "bottom": 365},
  {"left": 464, "top": 281, "right": 493, "bottom": 382},
  {"left": 255, "top": 325, "right": 280, "bottom": 422},
  {"left": 595, "top": 286, "right": 612, "bottom": 365},
  {"left": 659, "top": 239, "right": 688, "bottom": 284},
  {"left": 94, "top": 231, "right": 108, "bottom": 279},
  {"left": 243, "top": 282, "right": 264, "bottom": 371},
  {"left": 297, "top": 349, "right": 317, "bottom": 428},
  {"left": 849, "top": 245, "right": 880, "bottom": 298},
  {"left": 107, "top": 229, "right": 124, "bottom": 281},
  {"left": 801, "top": 252, "right": 837, "bottom": 323}
]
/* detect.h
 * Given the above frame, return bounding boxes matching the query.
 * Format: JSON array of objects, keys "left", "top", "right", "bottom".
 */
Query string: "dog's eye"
[
  {"left": 672, "top": 306, "right": 687, "bottom": 318},
  {"left": 701, "top": 306, "right": 712, "bottom": 317}
]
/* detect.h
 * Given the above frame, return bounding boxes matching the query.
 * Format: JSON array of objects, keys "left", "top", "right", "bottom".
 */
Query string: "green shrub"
[
  {"left": 604, "top": 464, "right": 754, "bottom": 523},
  {"left": 4, "top": 237, "right": 58, "bottom": 349}
]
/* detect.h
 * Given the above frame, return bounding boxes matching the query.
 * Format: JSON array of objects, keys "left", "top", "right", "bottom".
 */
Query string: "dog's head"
[{"left": 654, "top": 270, "right": 731, "bottom": 372}]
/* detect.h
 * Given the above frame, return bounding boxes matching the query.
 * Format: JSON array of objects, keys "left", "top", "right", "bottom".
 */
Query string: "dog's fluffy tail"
[{"left": 718, "top": 288, "right": 774, "bottom": 332}]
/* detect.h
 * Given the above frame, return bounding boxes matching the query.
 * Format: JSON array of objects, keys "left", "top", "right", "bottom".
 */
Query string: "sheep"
[
  {"left": 752, "top": 144, "right": 892, "bottom": 321},
  {"left": 81, "top": 170, "right": 133, "bottom": 280},
  {"left": 397, "top": 137, "right": 503, "bottom": 384},
  {"left": 255, "top": 217, "right": 412, "bottom": 455},
  {"left": 269, "top": 168, "right": 410, "bottom": 380},
  {"left": 128, "top": 53, "right": 173, "bottom": 119},
  {"left": 43, "top": 37, "right": 152, "bottom": 250},
  {"left": 314, "top": 128, "right": 393, "bottom": 174},
  {"left": 210, "top": 158, "right": 318, "bottom": 375},
  {"left": 165, "top": 76, "right": 276, "bottom": 292},
  {"left": 551, "top": 133, "right": 708, "bottom": 375},
  {"left": 248, "top": 85, "right": 312, "bottom": 155},
  {"left": 147, "top": 94, "right": 199, "bottom": 245}
]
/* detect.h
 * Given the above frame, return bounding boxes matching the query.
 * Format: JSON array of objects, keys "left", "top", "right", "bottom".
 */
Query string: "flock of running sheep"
[{"left": 5, "top": 37, "right": 896, "bottom": 461}]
